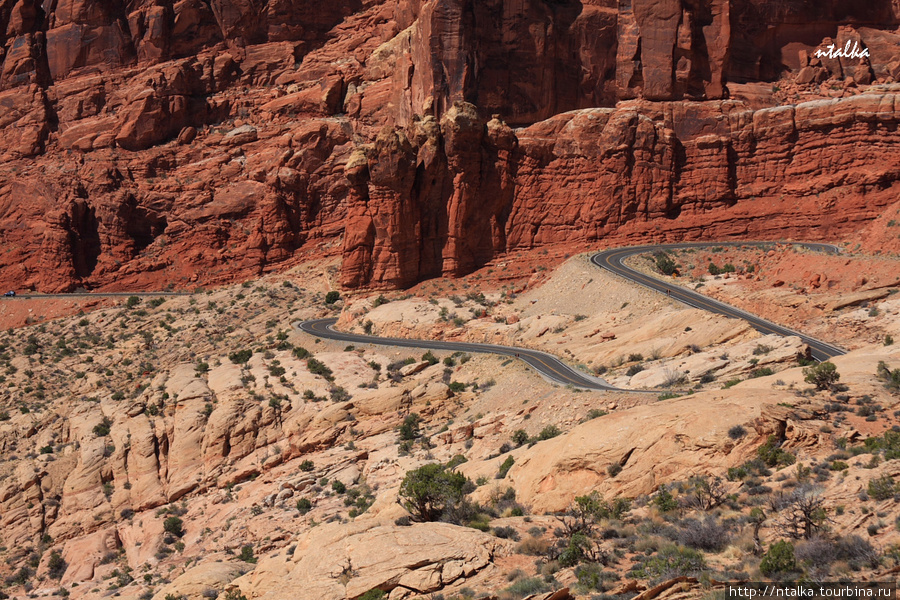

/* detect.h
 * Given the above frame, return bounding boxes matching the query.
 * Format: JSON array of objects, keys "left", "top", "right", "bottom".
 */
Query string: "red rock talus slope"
[{"left": 1, "top": 0, "right": 900, "bottom": 291}]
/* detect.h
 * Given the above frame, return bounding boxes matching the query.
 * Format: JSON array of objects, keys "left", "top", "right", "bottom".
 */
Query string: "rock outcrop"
[{"left": 234, "top": 521, "right": 507, "bottom": 600}]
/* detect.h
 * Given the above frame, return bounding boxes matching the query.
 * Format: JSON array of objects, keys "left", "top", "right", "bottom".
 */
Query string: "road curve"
[
  {"left": 590, "top": 242, "right": 845, "bottom": 362},
  {"left": 301, "top": 241, "right": 845, "bottom": 390},
  {"left": 298, "top": 318, "right": 625, "bottom": 391}
]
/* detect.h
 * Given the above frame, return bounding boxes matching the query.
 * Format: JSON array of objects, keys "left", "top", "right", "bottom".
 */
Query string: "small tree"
[
  {"left": 803, "top": 362, "right": 839, "bottom": 391},
  {"left": 398, "top": 463, "right": 473, "bottom": 521},
  {"left": 324, "top": 291, "right": 340, "bottom": 305},
  {"left": 686, "top": 475, "right": 727, "bottom": 511},
  {"left": 867, "top": 474, "right": 897, "bottom": 501},
  {"left": 511, "top": 429, "right": 529, "bottom": 447},
  {"left": 760, "top": 540, "right": 797, "bottom": 576},
  {"left": 238, "top": 545, "right": 256, "bottom": 563},
  {"left": 778, "top": 487, "right": 829, "bottom": 539},
  {"left": 163, "top": 516, "right": 184, "bottom": 538},
  {"left": 398, "top": 414, "right": 421, "bottom": 441},
  {"left": 47, "top": 551, "right": 66, "bottom": 579}
]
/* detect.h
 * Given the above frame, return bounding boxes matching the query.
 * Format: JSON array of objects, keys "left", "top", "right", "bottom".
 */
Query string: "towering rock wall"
[
  {"left": 1, "top": 0, "right": 900, "bottom": 291},
  {"left": 340, "top": 92, "right": 900, "bottom": 288}
]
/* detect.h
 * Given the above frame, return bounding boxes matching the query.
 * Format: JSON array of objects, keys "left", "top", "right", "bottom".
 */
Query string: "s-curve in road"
[
  {"left": 591, "top": 241, "right": 846, "bottom": 362},
  {"left": 297, "top": 318, "right": 629, "bottom": 392}
]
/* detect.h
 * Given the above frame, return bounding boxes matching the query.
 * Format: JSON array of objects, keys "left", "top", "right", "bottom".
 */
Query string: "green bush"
[
  {"left": 422, "top": 351, "right": 438, "bottom": 365},
  {"left": 504, "top": 577, "right": 550, "bottom": 598},
  {"left": 296, "top": 498, "right": 312, "bottom": 514},
  {"left": 47, "top": 551, "right": 66, "bottom": 579},
  {"left": 299, "top": 460, "right": 314, "bottom": 472},
  {"left": 638, "top": 545, "right": 706, "bottom": 581},
  {"left": 757, "top": 435, "right": 796, "bottom": 468},
  {"left": 238, "top": 545, "right": 256, "bottom": 563},
  {"left": 306, "top": 358, "right": 334, "bottom": 381},
  {"left": 292, "top": 346, "right": 310, "bottom": 360},
  {"left": 760, "top": 540, "right": 797, "bottom": 576},
  {"left": 803, "top": 362, "right": 840, "bottom": 390},
  {"left": 357, "top": 591, "right": 386, "bottom": 600},
  {"left": 537, "top": 425, "right": 561, "bottom": 441},
  {"left": 398, "top": 463, "right": 473, "bottom": 521},
  {"left": 655, "top": 252, "right": 677, "bottom": 276},
  {"left": 228, "top": 349, "right": 252, "bottom": 364},
  {"left": 126, "top": 296, "right": 141, "bottom": 308},
  {"left": 93, "top": 416, "right": 113, "bottom": 437},
  {"left": 497, "top": 456, "right": 515, "bottom": 479},
  {"left": 324, "top": 291, "right": 340, "bottom": 305},
  {"left": 867, "top": 475, "right": 898, "bottom": 501},
  {"left": 651, "top": 487, "right": 677, "bottom": 512},
  {"left": 512, "top": 429, "right": 529, "bottom": 447}
]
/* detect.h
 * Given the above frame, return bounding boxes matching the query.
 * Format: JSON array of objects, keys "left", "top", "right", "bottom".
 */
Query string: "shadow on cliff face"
[{"left": 68, "top": 200, "right": 101, "bottom": 279}]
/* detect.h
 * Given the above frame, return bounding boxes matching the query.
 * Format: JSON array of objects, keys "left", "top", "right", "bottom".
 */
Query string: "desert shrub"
[
  {"left": 626, "top": 364, "right": 644, "bottom": 377},
  {"left": 517, "top": 536, "right": 550, "bottom": 556},
  {"left": 299, "top": 460, "right": 314, "bottom": 472},
  {"left": 834, "top": 534, "right": 879, "bottom": 568},
  {"left": 677, "top": 516, "right": 729, "bottom": 551},
  {"left": 228, "top": 349, "right": 252, "bottom": 364},
  {"left": 512, "top": 429, "right": 529, "bottom": 447},
  {"left": 803, "top": 362, "right": 840, "bottom": 390},
  {"left": 794, "top": 536, "right": 838, "bottom": 571},
  {"left": 750, "top": 367, "right": 775, "bottom": 378},
  {"left": 876, "top": 361, "right": 900, "bottom": 392},
  {"left": 537, "top": 425, "right": 561, "bottom": 441},
  {"left": 760, "top": 540, "right": 797, "bottom": 576},
  {"left": 292, "top": 346, "right": 310, "bottom": 359},
  {"left": 47, "top": 551, "right": 66, "bottom": 579},
  {"left": 757, "top": 435, "right": 795, "bottom": 468},
  {"left": 421, "top": 351, "right": 438, "bottom": 365},
  {"left": 504, "top": 577, "right": 550, "bottom": 598},
  {"left": 574, "top": 562, "right": 614, "bottom": 591},
  {"left": 324, "top": 291, "right": 340, "bottom": 305},
  {"left": 93, "top": 416, "right": 113, "bottom": 437},
  {"left": 238, "top": 545, "right": 256, "bottom": 563},
  {"left": 357, "top": 591, "right": 386, "bottom": 600},
  {"left": 654, "top": 252, "right": 677, "bottom": 276},
  {"left": 728, "top": 425, "right": 747, "bottom": 440},
  {"left": 497, "top": 456, "right": 515, "bottom": 479},
  {"left": 651, "top": 487, "right": 677, "bottom": 512},
  {"left": 296, "top": 498, "right": 312, "bottom": 514},
  {"left": 306, "top": 357, "right": 334, "bottom": 381},
  {"left": 867, "top": 475, "right": 897, "bottom": 501},
  {"left": 493, "top": 526, "right": 520, "bottom": 541},
  {"left": 635, "top": 545, "right": 706, "bottom": 581}
]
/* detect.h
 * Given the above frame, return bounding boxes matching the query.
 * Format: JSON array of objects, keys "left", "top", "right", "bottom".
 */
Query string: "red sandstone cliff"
[{"left": 1, "top": 0, "right": 900, "bottom": 291}]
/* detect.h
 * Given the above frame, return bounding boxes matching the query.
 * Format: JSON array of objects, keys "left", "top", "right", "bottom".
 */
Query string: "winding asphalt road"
[
  {"left": 299, "top": 241, "right": 846, "bottom": 391},
  {"left": 298, "top": 317, "right": 620, "bottom": 390},
  {"left": 592, "top": 242, "right": 846, "bottom": 362}
]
